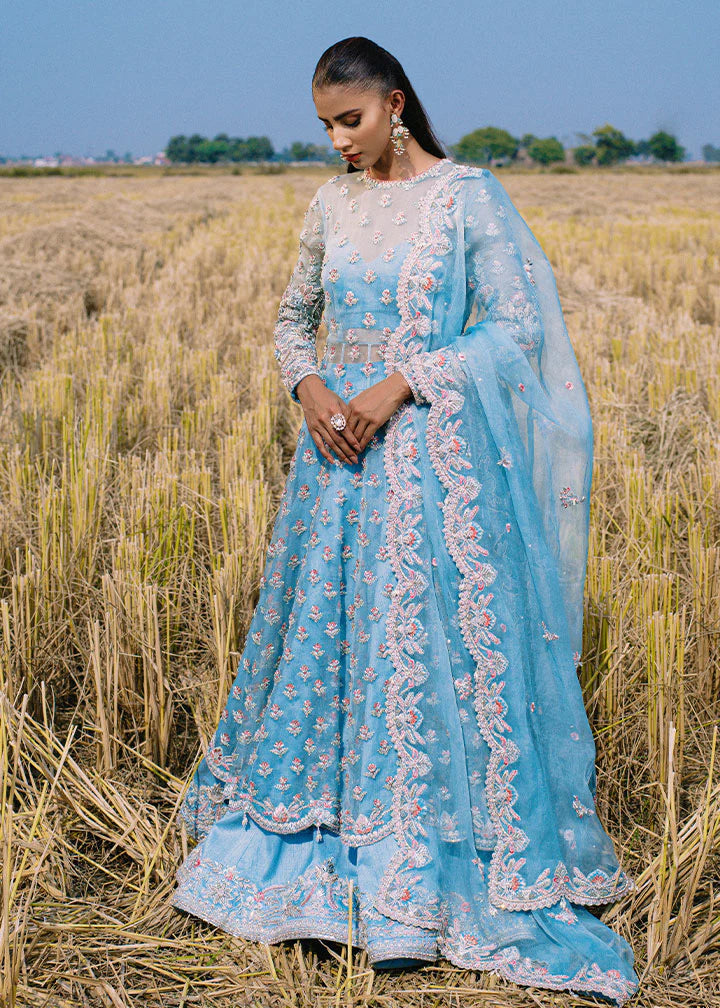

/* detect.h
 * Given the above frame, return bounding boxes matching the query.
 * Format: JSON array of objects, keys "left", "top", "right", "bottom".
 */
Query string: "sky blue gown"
[{"left": 171, "top": 158, "right": 640, "bottom": 1004}]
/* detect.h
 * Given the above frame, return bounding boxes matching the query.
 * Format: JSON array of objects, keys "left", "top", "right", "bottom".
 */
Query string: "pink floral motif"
[{"left": 559, "top": 486, "right": 586, "bottom": 508}]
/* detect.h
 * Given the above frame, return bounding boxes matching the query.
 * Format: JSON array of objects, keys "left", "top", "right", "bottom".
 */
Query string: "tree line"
[
  {"left": 166, "top": 126, "right": 717, "bottom": 167},
  {"left": 165, "top": 134, "right": 325, "bottom": 164},
  {"left": 455, "top": 124, "right": 687, "bottom": 166}
]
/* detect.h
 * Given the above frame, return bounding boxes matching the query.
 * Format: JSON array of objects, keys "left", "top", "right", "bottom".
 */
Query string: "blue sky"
[{"left": 2, "top": 1, "right": 717, "bottom": 159}]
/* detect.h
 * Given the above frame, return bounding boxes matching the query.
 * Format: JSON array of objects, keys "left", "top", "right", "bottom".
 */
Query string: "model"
[{"left": 172, "top": 36, "right": 639, "bottom": 1006}]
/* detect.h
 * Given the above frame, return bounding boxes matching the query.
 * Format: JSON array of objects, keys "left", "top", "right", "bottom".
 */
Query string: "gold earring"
[{"left": 390, "top": 111, "right": 410, "bottom": 155}]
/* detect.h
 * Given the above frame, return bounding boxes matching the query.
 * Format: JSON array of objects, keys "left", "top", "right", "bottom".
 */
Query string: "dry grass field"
[{"left": 0, "top": 166, "right": 719, "bottom": 1007}]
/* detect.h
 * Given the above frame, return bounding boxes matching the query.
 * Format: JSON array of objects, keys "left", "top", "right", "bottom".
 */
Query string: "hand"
[
  {"left": 296, "top": 374, "right": 361, "bottom": 466},
  {"left": 344, "top": 371, "right": 412, "bottom": 455}
]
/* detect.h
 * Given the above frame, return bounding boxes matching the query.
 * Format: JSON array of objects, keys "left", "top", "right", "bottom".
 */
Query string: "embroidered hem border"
[{"left": 171, "top": 852, "right": 638, "bottom": 1006}]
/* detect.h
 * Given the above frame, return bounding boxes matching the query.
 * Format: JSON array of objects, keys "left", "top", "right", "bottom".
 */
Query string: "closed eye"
[{"left": 322, "top": 120, "right": 360, "bottom": 131}]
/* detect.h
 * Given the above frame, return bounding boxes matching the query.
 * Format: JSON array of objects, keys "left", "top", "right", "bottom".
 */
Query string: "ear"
[{"left": 388, "top": 88, "right": 406, "bottom": 117}]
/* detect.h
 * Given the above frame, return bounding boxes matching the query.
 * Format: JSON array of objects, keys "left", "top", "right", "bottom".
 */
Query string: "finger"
[
  {"left": 310, "top": 428, "right": 338, "bottom": 466},
  {"left": 324, "top": 423, "right": 357, "bottom": 465},
  {"left": 353, "top": 418, "right": 371, "bottom": 446},
  {"left": 340, "top": 416, "right": 362, "bottom": 451},
  {"left": 357, "top": 422, "right": 378, "bottom": 453},
  {"left": 328, "top": 407, "right": 362, "bottom": 453}
]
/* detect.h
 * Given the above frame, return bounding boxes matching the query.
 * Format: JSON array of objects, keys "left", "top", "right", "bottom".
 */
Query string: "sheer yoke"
[{"left": 172, "top": 160, "right": 639, "bottom": 1005}]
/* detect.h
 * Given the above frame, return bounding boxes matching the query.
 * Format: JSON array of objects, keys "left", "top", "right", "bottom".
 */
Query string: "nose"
[{"left": 332, "top": 132, "right": 352, "bottom": 152}]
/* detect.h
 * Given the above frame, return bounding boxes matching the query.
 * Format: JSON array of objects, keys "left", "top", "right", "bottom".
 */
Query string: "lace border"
[{"left": 380, "top": 164, "right": 635, "bottom": 911}]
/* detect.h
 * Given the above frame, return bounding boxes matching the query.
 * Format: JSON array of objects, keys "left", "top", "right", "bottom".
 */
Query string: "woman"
[{"left": 172, "top": 37, "right": 639, "bottom": 1004}]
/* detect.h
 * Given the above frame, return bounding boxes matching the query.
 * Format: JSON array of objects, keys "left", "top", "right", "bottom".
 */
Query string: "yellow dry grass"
[{"left": 0, "top": 168, "right": 719, "bottom": 1007}]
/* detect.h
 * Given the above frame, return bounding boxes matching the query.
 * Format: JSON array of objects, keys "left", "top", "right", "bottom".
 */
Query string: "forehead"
[{"left": 313, "top": 84, "right": 380, "bottom": 117}]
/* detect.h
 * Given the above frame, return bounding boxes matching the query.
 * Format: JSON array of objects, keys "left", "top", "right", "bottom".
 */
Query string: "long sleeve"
[
  {"left": 398, "top": 170, "right": 543, "bottom": 406},
  {"left": 273, "top": 188, "right": 326, "bottom": 402}
]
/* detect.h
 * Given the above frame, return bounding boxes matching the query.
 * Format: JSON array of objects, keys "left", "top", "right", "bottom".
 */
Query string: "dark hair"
[{"left": 312, "top": 37, "right": 447, "bottom": 174}]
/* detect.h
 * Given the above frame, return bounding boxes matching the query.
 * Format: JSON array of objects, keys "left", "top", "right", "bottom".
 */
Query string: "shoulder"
[
  {"left": 318, "top": 169, "right": 363, "bottom": 200},
  {"left": 445, "top": 163, "right": 506, "bottom": 198},
  {"left": 302, "top": 171, "right": 360, "bottom": 213}
]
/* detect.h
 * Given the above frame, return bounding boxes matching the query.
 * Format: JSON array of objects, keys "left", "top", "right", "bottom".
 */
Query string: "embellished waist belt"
[{"left": 323, "top": 328, "right": 388, "bottom": 364}]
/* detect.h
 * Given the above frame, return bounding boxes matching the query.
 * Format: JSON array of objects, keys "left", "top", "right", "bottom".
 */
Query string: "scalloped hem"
[
  {"left": 170, "top": 818, "right": 639, "bottom": 1007},
  {"left": 172, "top": 866, "right": 638, "bottom": 1005}
]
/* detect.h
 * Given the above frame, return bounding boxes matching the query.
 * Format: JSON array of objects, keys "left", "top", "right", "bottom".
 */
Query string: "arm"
[
  {"left": 397, "top": 170, "right": 543, "bottom": 406},
  {"left": 273, "top": 188, "right": 326, "bottom": 403}
]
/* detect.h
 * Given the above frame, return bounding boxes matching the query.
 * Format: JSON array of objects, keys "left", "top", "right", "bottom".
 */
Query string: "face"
[{"left": 313, "top": 83, "right": 403, "bottom": 168}]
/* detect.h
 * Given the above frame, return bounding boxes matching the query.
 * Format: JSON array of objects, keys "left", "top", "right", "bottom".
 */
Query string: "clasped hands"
[{"left": 296, "top": 372, "right": 412, "bottom": 466}]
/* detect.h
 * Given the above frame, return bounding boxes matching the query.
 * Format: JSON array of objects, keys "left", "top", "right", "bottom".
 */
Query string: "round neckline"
[{"left": 361, "top": 157, "right": 453, "bottom": 188}]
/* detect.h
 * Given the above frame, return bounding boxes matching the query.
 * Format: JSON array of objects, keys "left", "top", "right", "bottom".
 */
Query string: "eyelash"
[{"left": 323, "top": 120, "right": 360, "bottom": 131}]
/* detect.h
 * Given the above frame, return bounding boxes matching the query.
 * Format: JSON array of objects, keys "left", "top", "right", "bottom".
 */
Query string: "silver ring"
[{"left": 329, "top": 412, "right": 347, "bottom": 431}]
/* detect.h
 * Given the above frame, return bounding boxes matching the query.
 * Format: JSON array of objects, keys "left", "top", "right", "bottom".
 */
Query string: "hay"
[{"left": 0, "top": 170, "right": 718, "bottom": 1007}]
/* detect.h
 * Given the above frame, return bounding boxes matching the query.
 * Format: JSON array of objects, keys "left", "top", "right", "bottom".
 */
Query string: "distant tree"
[
  {"left": 521, "top": 133, "right": 538, "bottom": 150},
  {"left": 527, "top": 136, "right": 565, "bottom": 166},
  {"left": 187, "top": 134, "right": 206, "bottom": 162},
  {"left": 244, "top": 136, "right": 274, "bottom": 161},
  {"left": 166, "top": 135, "right": 190, "bottom": 162},
  {"left": 105, "top": 149, "right": 117, "bottom": 163},
  {"left": 592, "top": 124, "right": 635, "bottom": 165},
  {"left": 290, "top": 141, "right": 315, "bottom": 161},
  {"left": 165, "top": 133, "right": 274, "bottom": 163},
  {"left": 123, "top": 151, "right": 133, "bottom": 163},
  {"left": 454, "top": 127, "right": 519, "bottom": 164},
  {"left": 229, "top": 138, "right": 249, "bottom": 161},
  {"left": 573, "top": 145, "right": 596, "bottom": 166},
  {"left": 702, "top": 143, "right": 720, "bottom": 162},
  {"left": 278, "top": 144, "right": 338, "bottom": 164},
  {"left": 648, "top": 130, "right": 685, "bottom": 162},
  {"left": 288, "top": 141, "right": 332, "bottom": 161}
]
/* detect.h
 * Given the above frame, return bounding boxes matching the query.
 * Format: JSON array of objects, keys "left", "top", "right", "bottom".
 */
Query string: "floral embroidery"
[
  {"left": 573, "top": 795, "right": 596, "bottom": 817},
  {"left": 172, "top": 853, "right": 637, "bottom": 1004},
  {"left": 178, "top": 162, "right": 636, "bottom": 1005},
  {"left": 559, "top": 486, "right": 586, "bottom": 508},
  {"left": 273, "top": 189, "right": 325, "bottom": 402},
  {"left": 381, "top": 165, "right": 634, "bottom": 912}
]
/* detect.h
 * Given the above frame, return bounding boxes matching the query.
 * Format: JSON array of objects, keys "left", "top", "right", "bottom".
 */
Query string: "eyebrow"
[{"left": 317, "top": 108, "right": 361, "bottom": 123}]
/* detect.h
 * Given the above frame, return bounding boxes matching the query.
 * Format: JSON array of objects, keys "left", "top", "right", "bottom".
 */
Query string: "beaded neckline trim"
[{"left": 361, "top": 158, "right": 453, "bottom": 188}]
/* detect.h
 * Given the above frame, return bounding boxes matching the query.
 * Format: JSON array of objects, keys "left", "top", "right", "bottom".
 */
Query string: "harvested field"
[{"left": 1, "top": 168, "right": 719, "bottom": 1007}]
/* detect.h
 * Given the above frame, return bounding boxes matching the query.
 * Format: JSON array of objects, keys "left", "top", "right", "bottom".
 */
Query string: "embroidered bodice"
[{"left": 273, "top": 159, "right": 543, "bottom": 405}]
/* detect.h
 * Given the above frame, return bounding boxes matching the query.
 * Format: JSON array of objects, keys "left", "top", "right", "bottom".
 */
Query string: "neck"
[{"left": 366, "top": 139, "right": 442, "bottom": 182}]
